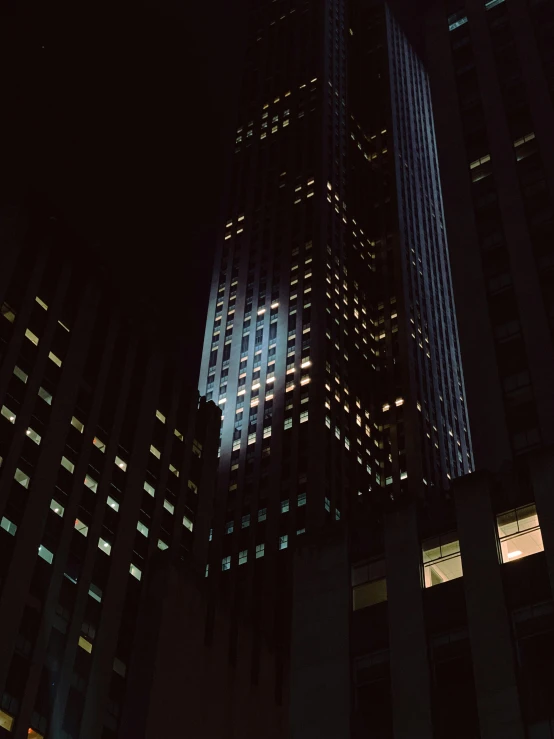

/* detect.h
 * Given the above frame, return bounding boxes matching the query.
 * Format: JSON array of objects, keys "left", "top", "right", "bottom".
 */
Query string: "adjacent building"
[
  {"left": 424, "top": 0, "right": 554, "bottom": 470},
  {"left": 0, "top": 201, "right": 220, "bottom": 739}
]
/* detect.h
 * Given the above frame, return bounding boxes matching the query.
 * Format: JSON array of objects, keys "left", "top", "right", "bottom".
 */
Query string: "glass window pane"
[
  {"left": 497, "top": 510, "right": 518, "bottom": 538},
  {"left": 353, "top": 578, "right": 387, "bottom": 610}
]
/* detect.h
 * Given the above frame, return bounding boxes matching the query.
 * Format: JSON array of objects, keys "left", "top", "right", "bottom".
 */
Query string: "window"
[
  {"left": 50, "top": 499, "right": 64, "bottom": 517},
  {"left": 256, "top": 543, "right": 265, "bottom": 559},
  {"left": 93, "top": 436, "right": 106, "bottom": 452},
  {"left": 0, "top": 709, "right": 14, "bottom": 731},
  {"left": 352, "top": 559, "right": 387, "bottom": 610},
  {"left": 156, "top": 409, "right": 166, "bottom": 423},
  {"left": 28, "top": 728, "right": 44, "bottom": 739},
  {"left": 14, "top": 468, "right": 30, "bottom": 488},
  {"left": 71, "top": 416, "right": 84, "bottom": 433},
  {"left": 222, "top": 556, "right": 231, "bottom": 571},
  {"left": 98, "top": 538, "right": 112, "bottom": 555},
  {"left": 258, "top": 508, "right": 267, "bottom": 522},
  {"left": 183, "top": 515, "right": 194, "bottom": 532},
  {"left": 61, "top": 456, "right": 74, "bottom": 474},
  {"left": 35, "top": 295, "right": 48, "bottom": 310},
  {"left": 38, "top": 545, "right": 54, "bottom": 564},
  {"left": 1, "top": 302, "right": 16, "bottom": 323},
  {"left": 422, "top": 533, "right": 463, "bottom": 587},
  {"left": 497, "top": 503, "right": 543, "bottom": 563},
  {"left": 88, "top": 583, "right": 102, "bottom": 603},
  {"left": 284, "top": 417, "right": 293, "bottom": 430},
  {"left": 84, "top": 475, "right": 98, "bottom": 493},
  {"left": 192, "top": 439, "right": 202, "bottom": 458},
  {"left": 225, "top": 521, "right": 234, "bottom": 534},
  {"left": 129, "top": 564, "right": 142, "bottom": 581},
  {"left": 107, "top": 496, "right": 119, "bottom": 512},
  {"left": 13, "top": 365, "right": 28, "bottom": 383},
  {"left": 297, "top": 492, "right": 307, "bottom": 507},
  {"left": 25, "top": 328, "right": 39, "bottom": 346},
  {"left": 48, "top": 351, "right": 62, "bottom": 367},
  {"left": 281, "top": 500, "right": 290, "bottom": 513},
  {"left": 448, "top": 11, "right": 468, "bottom": 31},
  {"left": 26, "top": 427, "right": 41, "bottom": 445},
  {"left": 115, "top": 456, "right": 127, "bottom": 471},
  {"left": 470, "top": 154, "right": 492, "bottom": 182},
  {"left": 158, "top": 539, "right": 169, "bottom": 550},
  {"left": 144, "top": 481, "right": 155, "bottom": 497},
  {"left": 300, "top": 410, "right": 309, "bottom": 423},
  {"left": 163, "top": 499, "right": 174, "bottom": 515},
  {"left": 174, "top": 428, "right": 184, "bottom": 441},
  {"left": 74, "top": 519, "right": 89, "bottom": 537},
  {"left": 279, "top": 534, "right": 288, "bottom": 550},
  {"left": 1, "top": 405, "right": 16, "bottom": 423},
  {"left": 150, "top": 444, "right": 161, "bottom": 460},
  {"left": 169, "top": 463, "right": 179, "bottom": 478},
  {"left": 38, "top": 386, "right": 52, "bottom": 405},
  {"left": 137, "top": 521, "right": 149, "bottom": 537},
  {"left": 241, "top": 514, "right": 250, "bottom": 529},
  {"left": 0, "top": 517, "right": 17, "bottom": 536},
  {"left": 78, "top": 636, "right": 93, "bottom": 653},
  {"left": 188, "top": 479, "right": 198, "bottom": 494},
  {"left": 239, "top": 549, "right": 248, "bottom": 565}
]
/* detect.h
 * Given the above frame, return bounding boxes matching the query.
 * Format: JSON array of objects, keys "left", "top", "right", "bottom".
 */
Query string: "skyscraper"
[
  {"left": 424, "top": 0, "right": 554, "bottom": 470},
  {"left": 198, "top": 0, "right": 473, "bottom": 693}
]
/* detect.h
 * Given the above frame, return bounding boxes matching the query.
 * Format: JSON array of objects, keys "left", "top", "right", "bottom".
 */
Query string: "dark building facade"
[
  {"left": 423, "top": 0, "right": 554, "bottom": 470},
  {"left": 0, "top": 203, "right": 220, "bottom": 739},
  {"left": 291, "top": 445, "right": 554, "bottom": 739},
  {"left": 197, "top": 0, "right": 472, "bottom": 713}
]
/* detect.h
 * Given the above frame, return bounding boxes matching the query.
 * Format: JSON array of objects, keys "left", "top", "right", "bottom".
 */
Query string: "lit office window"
[
  {"left": 422, "top": 532, "right": 463, "bottom": 587},
  {"left": 137, "top": 521, "right": 149, "bottom": 537},
  {"left": 352, "top": 559, "right": 387, "bottom": 610},
  {"left": 84, "top": 475, "right": 98, "bottom": 493},
  {"left": 1, "top": 406, "right": 16, "bottom": 423},
  {"left": 129, "top": 564, "right": 142, "bottom": 581},
  {"left": 497, "top": 504, "right": 543, "bottom": 563},
  {"left": 61, "top": 456, "right": 74, "bottom": 474},
  {"left": 0, "top": 709, "right": 14, "bottom": 731},
  {"left": 38, "top": 387, "right": 53, "bottom": 405},
  {"left": 0, "top": 517, "right": 17, "bottom": 536},
  {"left": 48, "top": 351, "right": 62, "bottom": 367},
  {"left": 183, "top": 515, "right": 194, "bottom": 532},
  {"left": 115, "top": 456, "right": 127, "bottom": 471},
  {"left": 156, "top": 409, "right": 166, "bottom": 423},
  {"left": 38, "top": 545, "right": 54, "bottom": 564},
  {"left": 14, "top": 468, "right": 30, "bottom": 488},
  {"left": 222, "top": 555, "right": 231, "bottom": 571},
  {"left": 74, "top": 519, "right": 89, "bottom": 537},
  {"left": 1, "top": 302, "right": 16, "bottom": 323},
  {"left": 71, "top": 416, "right": 85, "bottom": 433},
  {"left": 98, "top": 538, "right": 112, "bottom": 555},
  {"left": 78, "top": 636, "right": 93, "bottom": 653},
  {"left": 239, "top": 549, "right": 248, "bottom": 565},
  {"left": 50, "top": 500, "right": 64, "bottom": 517},
  {"left": 25, "top": 328, "right": 39, "bottom": 346},
  {"left": 279, "top": 534, "right": 288, "bottom": 550},
  {"left": 35, "top": 296, "right": 48, "bottom": 310},
  {"left": 144, "top": 481, "right": 155, "bottom": 497},
  {"left": 26, "top": 427, "right": 41, "bottom": 445}
]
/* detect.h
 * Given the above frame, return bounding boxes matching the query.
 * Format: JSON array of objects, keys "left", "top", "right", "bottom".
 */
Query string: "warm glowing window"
[
  {"left": 422, "top": 532, "right": 463, "bottom": 587},
  {"left": 497, "top": 504, "right": 543, "bottom": 563},
  {"left": 0, "top": 709, "right": 14, "bottom": 731}
]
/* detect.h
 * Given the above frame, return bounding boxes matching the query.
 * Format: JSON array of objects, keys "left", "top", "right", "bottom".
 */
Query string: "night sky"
[{"left": 2, "top": 0, "right": 246, "bottom": 386}]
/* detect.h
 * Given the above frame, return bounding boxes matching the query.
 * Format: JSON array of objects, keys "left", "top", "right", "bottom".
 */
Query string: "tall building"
[
  {"left": 0, "top": 201, "right": 220, "bottom": 739},
  {"left": 198, "top": 0, "right": 472, "bottom": 701},
  {"left": 423, "top": 0, "right": 554, "bottom": 470}
]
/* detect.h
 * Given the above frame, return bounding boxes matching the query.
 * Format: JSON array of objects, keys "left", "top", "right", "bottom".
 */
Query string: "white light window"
[
  {"left": 174, "top": 428, "right": 184, "bottom": 441},
  {"left": 35, "top": 296, "right": 48, "bottom": 310},
  {"left": 422, "top": 533, "right": 463, "bottom": 587},
  {"left": 115, "top": 456, "right": 127, "bottom": 471},
  {"left": 163, "top": 499, "right": 175, "bottom": 515},
  {"left": 50, "top": 499, "right": 64, "bottom": 517},
  {"left": 192, "top": 439, "right": 202, "bottom": 458},
  {"left": 242, "top": 514, "right": 250, "bottom": 529},
  {"left": 78, "top": 636, "right": 93, "bottom": 653},
  {"left": 25, "top": 328, "right": 39, "bottom": 346},
  {"left": 222, "top": 555, "right": 231, "bottom": 571},
  {"left": 158, "top": 539, "right": 169, "bottom": 550},
  {"left": 144, "top": 481, "right": 155, "bottom": 497},
  {"left": 256, "top": 543, "right": 265, "bottom": 559},
  {"left": 300, "top": 410, "right": 309, "bottom": 423},
  {"left": 1, "top": 517, "right": 17, "bottom": 536},
  {"left": 60, "top": 456, "right": 74, "bottom": 474},
  {"left": 169, "top": 463, "right": 179, "bottom": 478},
  {"left": 71, "top": 416, "right": 84, "bottom": 433},
  {"left": 130, "top": 564, "right": 142, "bottom": 581},
  {"left": 297, "top": 492, "right": 306, "bottom": 507},
  {"left": 352, "top": 559, "right": 387, "bottom": 610},
  {"left": 284, "top": 417, "right": 293, "bottom": 430},
  {"left": 13, "top": 366, "right": 28, "bottom": 383},
  {"left": 26, "top": 427, "right": 41, "bottom": 445},
  {"left": 281, "top": 500, "right": 290, "bottom": 513},
  {"left": 258, "top": 508, "right": 267, "bottom": 522},
  {"left": 137, "top": 521, "right": 149, "bottom": 537},
  {"left": 279, "top": 534, "right": 288, "bottom": 550},
  {"left": 75, "top": 519, "right": 89, "bottom": 537},
  {"left": 38, "top": 386, "right": 53, "bottom": 405},
  {"left": 150, "top": 445, "right": 161, "bottom": 460},
  {"left": 58, "top": 319, "right": 70, "bottom": 332},
  {"left": 38, "top": 545, "right": 54, "bottom": 564},
  {"left": 99, "top": 538, "right": 112, "bottom": 555},
  {"left": 239, "top": 549, "right": 248, "bottom": 565},
  {"left": 156, "top": 409, "right": 166, "bottom": 423},
  {"left": 14, "top": 468, "right": 30, "bottom": 488},
  {"left": 93, "top": 436, "right": 106, "bottom": 452},
  {"left": 497, "top": 504, "right": 543, "bottom": 563},
  {"left": 107, "top": 496, "right": 119, "bottom": 512},
  {"left": 84, "top": 475, "right": 98, "bottom": 493},
  {"left": 183, "top": 515, "right": 194, "bottom": 532},
  {"left": 188, "top": 479, "right": 198, "bottom": 494},
  {"left": 1, "top": 405, "right": 16, "bottom": 423},
  {"left": 1, "top": 302, "right": 16, "bottom": 323},
  {"left": 88, "top": 583, "right": 102, "bottom": 603},
  {"left": 49, "top": 351, "right": 62, "bottom": 367},
  {"left": 225, "top": 521, "right": 234, "bottom": 534}
]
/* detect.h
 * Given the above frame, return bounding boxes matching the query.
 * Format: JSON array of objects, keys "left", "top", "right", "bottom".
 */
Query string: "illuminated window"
[
  {"left": 26, "top": 427, "right": 41, "bottom": 445},
  {"left": 0, "top": 517, "right": 17, "bottom": 536},
  {"left": 258, "top": 508, "right": 267, "bottom": 522},
  {"left": 222, "top": 556, "right": 231, "bottom": 571},
  {"left": 28, "top": 728, "right": 44, "bottom": 739},
  {"left": 144, "top": 481, "right": 155, "bottom": 497},
  {"left": 352, "top": 559, "right": 387, "bottom": 610},
  {"left": 49, "top": 351, "right": 62, "bottom": 367},
  {"left": 169, "top": 463, "right": 179, "bottom": 478},
  {"left": 1, "top": 405, "right": 16, "bottom": 423},
  {"left": 150, "top": 444, "right": 161, "bottom": 459},
  {"left": 256, "top": 543, "right": 265, "bottom": 558},
  {"left": 284, "top": 417, "right": 292, "bottom": 430},
  {"left": 297, "top": 492, "right": 306, "bottom": 507},
  {"left": 239, "top": 549, "right": 248, "bottom": 565},
  {"left": 115, "top": 456, "right": 127, "bottom": 471},
  {"left": 158, "top": 539, "right": 169, "bottom": 551},
  {"left": 84, "top": 475, "right": 98, "bottom": 493},
  {"left": 88, "top": 583, "right": 102, "bottom": 602},
  {"left": 188, "top": 479, "right": 198, "bottom": 494},
  {"left": 107, "top": 496, "right": 119, "bottom": 512},
  {"left": 0, "top": 709, "right": 14, "bottom": 731},
  {"left": 78, "top": 636, "right": 93, "bottom": 653},
  {"left": 279, "top": 534, "right": 288, "bottom": 550},
  {"left": 174, "top": 428, "right": 184, "bottom": 441},
  {"left": 93, "top": 436, "right": 106, "bottom": 452},
  {"left": 1, "top": 302, "right": 16, "bottom": 323},
  {"left": 242, "top": 514, "right": 250, "bottom": 529},
  {"left": 163, "top": 499, "right": 175, "bottom": 515},
  {"left": 38, "top": 386, "right": 53, "bottom": 405},
  {"left": 14, "top": 468, "right": 30, "bottom": 488},
  {"left": 137, "top": 521, "right": 149, "bottom": 537},
  {"left": 13, "top": 365, "right": 28, "bottom": 383},
  {"left": 50, "top": 499, "right": 64, "bottom": 517},
  {"left": 130, "top": 564, "right": 142, "bottom": 581},
  {"left": 98, "top": 538, "right": 112, "bottom": 555},
  {"left": 469, "top": 154, "right": 492, "bottom": 182},
  {"left": 38, "top": 545, "right": 54, "bottom": 564},
  {"left": 75, "top": 519, "right": 89, "bottom": 537},
  {"left": 71, "top": 416, "right": 84, "bottom": 433},
  {"left": 497, "top": 504, "right": 543, "bottom": 563},
  {"left": 192, "top": 439, "right": 202, "bottom": 458},
  {"left": 35, "top": 296, "right": 48, "bottom": 310},
  {"left": 183, "top": 515, "right": 194, "bottom": 532},
  {"left": 25, "top": 328, "right": 39, "bottom": 346},
  {"left": 156, "top": 409, "right": 166, "bottom": 423},
  {"left": 422, "top": 533, "right": 463, "bottom": 587}
]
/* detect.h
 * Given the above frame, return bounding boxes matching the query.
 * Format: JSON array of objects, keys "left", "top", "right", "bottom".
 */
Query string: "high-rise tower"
[{"left": 198, "top": 0, "right": 472, "bottom": 693}]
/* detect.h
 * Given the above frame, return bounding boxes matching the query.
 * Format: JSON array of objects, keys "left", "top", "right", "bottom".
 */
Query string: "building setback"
[
  {"left": 0, "top": 202, "right": 220, "bottom": 739},
  {"left": 424, "top": 0, "right": 554, "bottom": 470}
]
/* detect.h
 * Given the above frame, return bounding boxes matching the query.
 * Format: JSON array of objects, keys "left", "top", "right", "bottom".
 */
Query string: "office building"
[
  {"left": 423, "top": 0, "right": 554, "bottom": 470},
  {"left": 0, "top": 201, "right": 220, "bottom": 739},
  {"left": 197, "top": 0, "right": 472, "bottom": 705}
]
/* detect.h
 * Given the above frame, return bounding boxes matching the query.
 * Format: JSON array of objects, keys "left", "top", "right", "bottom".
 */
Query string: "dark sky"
[{"left": 2, "top": 0, "right": 247, "bottom": 384}]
